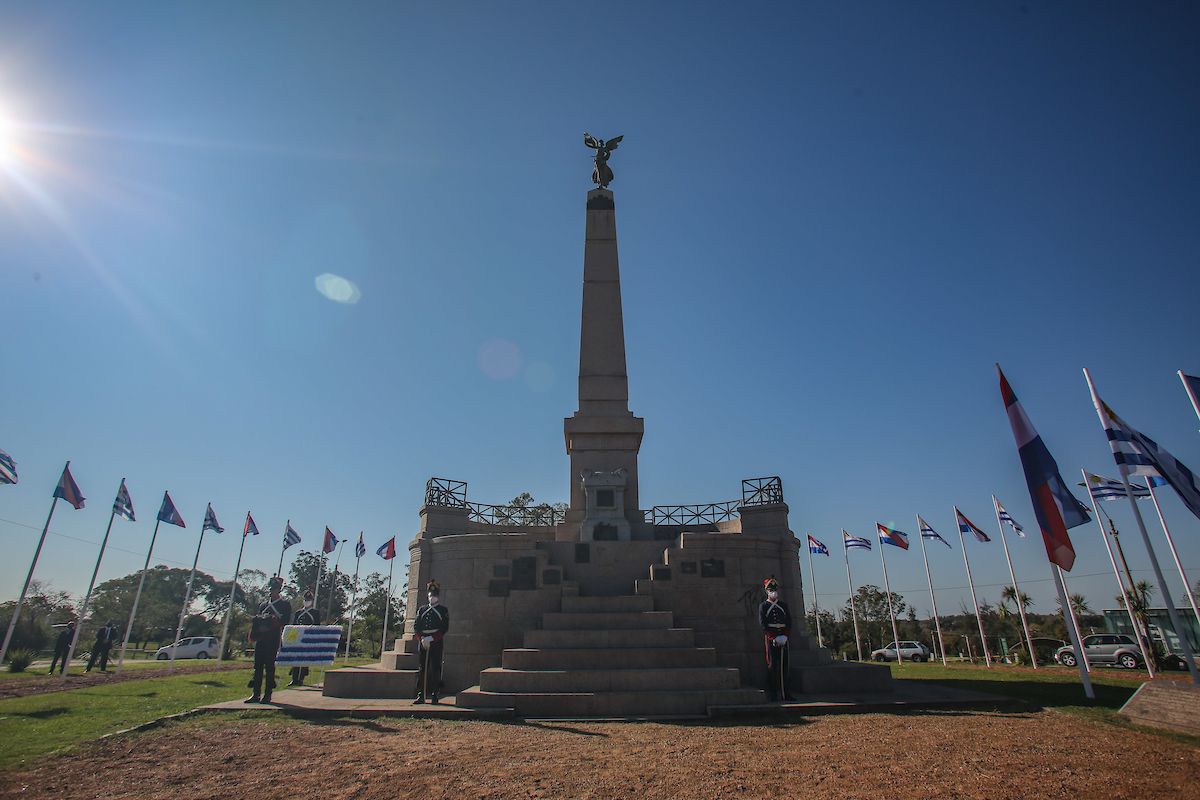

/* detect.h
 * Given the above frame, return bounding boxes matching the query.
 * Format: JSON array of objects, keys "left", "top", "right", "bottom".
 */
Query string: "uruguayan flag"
[
  {"left": 275, "top": 624, "right": 341, "bottom": 666},
  {"left": 355, "top": 533, "right": 366, "bottom": 558},
  {"left": 994, "top": 498, "right": 1026, "bottom": 538},
  {"left": 1081, "top": 470, "right": 1150, "bottom": 502},
  {"left": 283, "top": 523, "right": 302, "bottom": 550},
  {"left": 203, "top": 503, "right": 224, "bottom": 533},
  {"left": 113, "top": 481, "right": 136, "bottom": 521},
  {"left": 918, "top": 516, "right": 951, "bottom": 548},
  {"left": 0, "top": 448, "right": 16, "bottom": 485},
  {"left": 843, "top": 530, "right": 871, "bottom": 550}
]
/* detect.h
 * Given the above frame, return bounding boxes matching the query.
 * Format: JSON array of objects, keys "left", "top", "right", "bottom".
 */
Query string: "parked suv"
[
  {"left": 1054, "top": 634, "right": 1142, "bottom": 669},
  {"left": 870, "top": 641, "right": 931, "bottom": 662},
  {"left": 155, "top": 636, "right": 218, "bottom": 660}
]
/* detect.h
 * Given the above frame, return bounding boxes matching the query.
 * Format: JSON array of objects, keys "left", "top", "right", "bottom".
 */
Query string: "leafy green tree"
[
  {"left": 287, "top": 551, "right": 353, "bottom": 623},
  {"left": 86, "top": 566, "right": 219, "bottom": 650},
  {"left": 0, "top": 580, "right": 75, "bottom": 654},
  {"left": 349, "top": 572, "right": 405, "bottom": 657},
  {"left": 841, "top": 584, "right": 907, "bottom": 650}
]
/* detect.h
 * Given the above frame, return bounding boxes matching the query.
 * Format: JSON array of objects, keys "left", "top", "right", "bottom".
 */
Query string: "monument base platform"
[
  {"left": 1119, "top": 679, "right": 1200, "bottom": 737},
  {"left": 791, "top": 662, "right": 893, "bottom": 694}
]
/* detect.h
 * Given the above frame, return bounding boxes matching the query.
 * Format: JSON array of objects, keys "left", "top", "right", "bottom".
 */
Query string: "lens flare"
[{"left": 314, "top": 273, "right": 362, "bottom": 304}]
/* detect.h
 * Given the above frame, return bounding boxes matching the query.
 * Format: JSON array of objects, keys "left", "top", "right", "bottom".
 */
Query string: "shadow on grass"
[
  {"left": 15, "top": 706, "right": 71, "bottom": 719},
  {"left": 190, "top": 680, "right": 225, "bottom": 687},
  {"left": 908, "top": 677, "right": 1137, "bottom": 710},
  {"left": 504, "top": 720, "right": 612, "bottom": 737},
  {"left": 310, "top": 717, "right": 405, "bottom": 735}
]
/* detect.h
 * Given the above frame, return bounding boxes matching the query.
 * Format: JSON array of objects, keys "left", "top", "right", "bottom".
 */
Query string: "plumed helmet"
[
  {"left": 268, "top": 575, "right": 284, "bottom": 592},
  {"left": 763, "top": 576, "right": 779, "bottom": 592},
  {"left": 427, "top": 579, "right": 441, "bottom": 595}
]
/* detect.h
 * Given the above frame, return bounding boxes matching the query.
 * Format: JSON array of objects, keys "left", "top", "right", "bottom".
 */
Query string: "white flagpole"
[
  {"left": 1085, "top": 367, "right": 1200, "bottom": 684},
  {"left": 842, "top": 531, "right": 863, "bottom": 661},
  {"left": 218, "top": 519, "right": 249, "bottom": 662},
  {"left": 276, "top": 520, "right": 289, "bottom": 578},
  {"left": 1179, "top": 370, "right": 1200, "bottom": 426},
  {"left": 380, "top": 555, "right": 395, "bottom": 658},
  {"left": 0, "top": 490, "right": 63, "bottom": 665},
  {"left": 876, "top": 530, "right": 903, "bottom": 663},
  {"left": 1147, "top": 482, "right": 1200, "bottom": 629},
  {"left": 1052, "top": 562, "right": 1094, "bottom": 699},
  {"left": 1057, "top": 566, "right": 1090, "bottom": 672},
  {"left": 992, "top": 496, "right": 1037, "bottom": 668},
  {"left": 916, "top": 515, "right": 948, "bottom": 666},
  {"left": 116, "top": 515, "right": 163, "bottom": 674},
  {"left": 325, "top": 538, "right": 346, "bottom": 622},
  {"left": 805, "top": 536, "right": 823, "bottom": 647},
  {"left": 954, "top": 506, "right": 992, "bottom": 667},
  {"left": 61, "top": 480, "right": 124, "bottom": 679},
  {"left": 169, "top": 514, "right": 209, "bottom": 672},
  {"left": 344, "top": 534, "right": 363, "bottom": 661},
  {"left": 313, "top": 549, "right": 326, "bottom": 611},
  {"left": 1082, "top": 470, "right": 1154, "bottom": 675}
]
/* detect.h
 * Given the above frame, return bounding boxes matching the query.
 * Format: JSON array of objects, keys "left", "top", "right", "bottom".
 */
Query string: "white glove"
[
  {"left": 420, "top": 635, "right": 433, "bottom": 647},
  {"left": 774, "top": 635, "right": 788, "bottom": 646}
]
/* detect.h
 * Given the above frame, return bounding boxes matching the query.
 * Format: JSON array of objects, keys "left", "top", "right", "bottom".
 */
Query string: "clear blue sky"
[{"left": 2, "top": 3, "right": 1198, "bottom": 623}]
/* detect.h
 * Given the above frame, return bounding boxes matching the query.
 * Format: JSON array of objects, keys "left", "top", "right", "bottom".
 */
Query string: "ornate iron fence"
[
  {"left": 741, "top": 476, "right": 784, "bottom": 506},
  {"left": 468, "top": 502, "right": 566, "bottom": 527},
  {"left": 649, "top": 501, "right": 740, "bottom": 526}
]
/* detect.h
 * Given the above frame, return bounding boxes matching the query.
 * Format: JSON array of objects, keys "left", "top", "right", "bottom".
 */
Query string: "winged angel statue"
[{"left": 584, "top": 132, "right": 623, "bottom": 189}]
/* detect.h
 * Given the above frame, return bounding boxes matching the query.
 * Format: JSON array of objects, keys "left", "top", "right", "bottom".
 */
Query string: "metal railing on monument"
[
  {"left": 648, "top": 476, "right": 785, "bottom": 527},
  {"left": 423, "top": 477, "right": 565, "bottom": 527}
]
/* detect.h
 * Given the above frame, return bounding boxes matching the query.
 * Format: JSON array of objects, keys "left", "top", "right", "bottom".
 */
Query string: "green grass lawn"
[
  {"left": 0, "top": 659, "right": 372, "bottom": 770},
  {"left": 1, "top": 657, "right": 249, "bottom": 681}
]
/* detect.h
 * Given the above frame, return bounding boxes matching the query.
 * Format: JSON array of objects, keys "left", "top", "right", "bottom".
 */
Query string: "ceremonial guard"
[
  {"left": 48, "top": 621, "right": 76, "bottom": 675},
  {"left": 412, "top": 579, "right": 449, "bottom": 704},
  {"left": 759, "top": 576, "right": 793, "bottom": 702},
  {"left": 287, "top": 590, "right": 320, "bottom": 688},
  {"left": 85, "top": 620, "right": 117, "bottom": 672},
  {"left": 246, "top": 575, "right": 291, "bottom": 704}
]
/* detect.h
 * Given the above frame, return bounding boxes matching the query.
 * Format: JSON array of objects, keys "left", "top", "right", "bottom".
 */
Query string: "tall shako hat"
[
  {"left": 268, "top": 575, "right": 284, "bottom": 592},
  {"left": 427, "top": 579, "right": 441, "bottom": 595},
  {"left": 763, "top": 576, "right": 779, "bottom": 592}
]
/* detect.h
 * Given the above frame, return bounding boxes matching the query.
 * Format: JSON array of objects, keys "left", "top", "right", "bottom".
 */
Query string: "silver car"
[
  {"left": 870, "top": 641, "right": 932, "bottom": 662},
  {"left": 1055, "top": 634, "right": 1142, "bottom": 669},
  {"left": 155, "top": 636, "right": 218, "bottom": 660}
]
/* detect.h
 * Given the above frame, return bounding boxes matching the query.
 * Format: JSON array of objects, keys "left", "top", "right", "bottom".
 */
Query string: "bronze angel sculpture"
[{"left": 584, "top": 132, "right": 622, "bottom": 189}]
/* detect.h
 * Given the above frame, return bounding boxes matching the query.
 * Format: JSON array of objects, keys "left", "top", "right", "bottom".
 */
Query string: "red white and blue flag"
[
  {"left": 157, "top": 491, "right": 186, "bottom": 527},
  {"left": 807, "top": 534, "right": 829, "bottom": 556},
  {"left": 243, "top": 512, "right": 260, "bottom": 537},
  {"left": 53, "top": 462, "right": 86, "bottom": 509},
  {"left": 955, "top": 507, "right": 990, "bottom": 543},
  {"left": 0, "top": 448, "right": 16, "bottom": 485},
  {"left": 998, "top": 366, "right": 1090, "bottom": 571},
  {"left": 376, "top": 537, "right": 396, "bottom": 560},
  {"left": 323, "top": 527, "right": 339, "bottom": 554},
  {"left": 876, "top": 523, "right": 910, "bottom": 550}
]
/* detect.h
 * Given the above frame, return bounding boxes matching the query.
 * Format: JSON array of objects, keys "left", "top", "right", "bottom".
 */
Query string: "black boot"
[
  {"left": 245, "top": 694, "right": 261, "bottom": 704},
  {"left": 413, "top": 693, "right": 425, "bottom": 705},
  {"left": 261, "top": 692, "right": 273, "bottom": 704},
  {"left": 431, "top": 694, "right": 440, "bottom": 705}
]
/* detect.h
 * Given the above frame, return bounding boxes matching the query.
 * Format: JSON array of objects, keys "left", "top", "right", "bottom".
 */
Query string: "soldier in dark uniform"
[
  {"left": 412, "top": 579, "right": 449, "bottom": 704},
  {"left": 759, "top": 576, "right": 794, "bottom": 702},
  {"left": 287, "top": 590, "right": 320, "bottom": 688},
  {"left": 246, "top": 575, "right": 292, "bottom": 704},
  {"left": 48, "top": 621, "right": 76, "bottom": 675},
  {"left": 85, "top": 620, "right": 117, "bottom": 672}
]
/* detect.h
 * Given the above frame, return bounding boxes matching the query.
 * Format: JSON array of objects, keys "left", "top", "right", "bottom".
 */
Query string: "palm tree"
[
  {"left": 1001, "top": 586, "right": 1033, "bottom": 613},
  {"left": 1115, "top": 580, "right": 1155, "bottom": 615},
  {"left": 1060, "top": 593, "right": 1091, "bottom": 616}
]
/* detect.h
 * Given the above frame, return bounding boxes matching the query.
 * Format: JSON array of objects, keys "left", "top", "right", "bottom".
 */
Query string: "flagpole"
[
  {"left": 277, "top": 520, "right": 289, "bottom": 578},
  {"left": 61, "top": 480, "right": 124, "bottom": 679},
  {"left": 1085, "top": 367, "right": 1200, "bottom": 684},
  {"left": 169, "top": 519, "right": 208, "bottom": 672},
  {"left": 954, "top": 507, "right": 992, "bottom": 667},
  {"left": 1052, "top": 562, "right": 1094, "bottom": 699},
  {"left": 218, "top": 519, "right": 250, "bottom": 662},
  {"left": 314, "top": 550, "right": 326, "bottom": 611},
  {"left": 325, "top": 538, "right": 346, "bottom": 622},
  {"left": 1083, "top": 470, "right": 1154, "bottom": 675},
  {"left": 1057, "top": 566, "right": 1090, "bottom": 672},
  {"left": 842, "top": 531, "right": 862, "bottom": 661},
  {"left": 345, "top": 535, "right": 363, "bottom": 661},
  {"left": 876, "top": 530, "right": 903, "bottom": 664},
  {"left": 380, "top": 555, "right": 395, "bottom": 659},
  {"left": 116, "top": 516, "right": 163, "bottom": 674},
  {"left": 992, "top": 496, "right": 1037, "bottom": 668},
  {"left": 1179, "top": 370, "right": 1200, "bottom": 426},
  {"left": 1147, "top": 482, "right": 1200, "bottom": 629},
  {"left": 0, "top": 487, "right": 63, "bottom": 666},
  {"left": 916, "top": 515, "right": 947, "bottom": 667},
  {"left": 805, "top": 536, "right": 823, "bottom": 648}
]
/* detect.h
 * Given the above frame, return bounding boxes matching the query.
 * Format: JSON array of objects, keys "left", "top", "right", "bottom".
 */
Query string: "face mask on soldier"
[
  {"left": 303, "top": 600, "right": 314, "bottom": 609},
  {"left": 767, "top": 590, "right": 779, "bottom": 601},
  {"left": 429, "top": 594, "right": 439, "bottom": 605}
]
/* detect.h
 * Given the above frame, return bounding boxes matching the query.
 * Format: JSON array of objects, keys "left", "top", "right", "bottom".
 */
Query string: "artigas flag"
[
  {"left": 998, "top": 366, "right": 1090, "bottom": 571},
  {"left": 53, "top": 462, "right": 86, "bottom": 509},
  {"left": 323, "top": 527, "right": 339, "bottom": 554},
  {"left": 376, "top": 537, "right": 396, "bottom": 560}
]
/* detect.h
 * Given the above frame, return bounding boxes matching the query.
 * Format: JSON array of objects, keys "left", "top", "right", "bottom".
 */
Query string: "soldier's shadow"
[{"left": 507, "top": 720, "right": 610, "bottom": 737}]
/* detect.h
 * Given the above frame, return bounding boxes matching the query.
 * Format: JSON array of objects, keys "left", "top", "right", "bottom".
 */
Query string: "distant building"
[{"left": 1103, "top": 607, "right": 1200, "bottom": 652}]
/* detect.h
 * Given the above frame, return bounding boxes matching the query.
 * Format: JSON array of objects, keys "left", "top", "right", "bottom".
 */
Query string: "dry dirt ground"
[{"left": 3, "top": 709, "right": 1198, "bottom": 799}]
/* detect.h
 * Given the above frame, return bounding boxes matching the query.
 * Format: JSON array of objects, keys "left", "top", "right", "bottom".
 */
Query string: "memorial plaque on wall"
[
  {"left": 700, "top": 558, "right": 725, "bottom": 578},
  {"left": 512, "top": 556, "right": 537, "bottom": 590}
]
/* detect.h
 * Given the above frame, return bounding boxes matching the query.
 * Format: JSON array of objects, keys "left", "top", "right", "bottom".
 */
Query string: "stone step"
[
  {"left": 381, "top": 651, "right": 420, "bottom": 670},
  {"left": 323, "top": 667, "right": 419, "bottom": 699},
  {"left": 456, "top": 687, "right": 768, "bottom": 718},
  {"left": 524, "top": 627, "right": 695, "bottom": 649},
  {"left": 541, "top": 611, "right": 674, "bottom": 630},
  {"left": 479, "top": 667, "right": 740, "bottom": 693},
  {"left": 502, "top": 647, "right": 717, "bottom": 670},
  {"left": 561, "top": 595, "right": 654, "bottom": 613}
]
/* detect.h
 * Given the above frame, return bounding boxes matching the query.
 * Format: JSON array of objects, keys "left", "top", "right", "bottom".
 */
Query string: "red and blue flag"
[
  {"left": 376, "top": 537, "right": 396, "bottom": 560},
  {"left": 323, "top": 527, "right": 339, "bottom": 554},
  {"left": 53, "top": 462, "right": 86, "bottom": 509},
  {"left": 876, "top": 523, "right": 910, "bottom": 550},
  {"left": 243, "top": 512, "right": 260, "bottom": 537},
  {"left": 157, "top": 491, "right": 186, "bottom": 527},
  {"left": 807, "top": 534, "right": 829, "bottom": 556}
]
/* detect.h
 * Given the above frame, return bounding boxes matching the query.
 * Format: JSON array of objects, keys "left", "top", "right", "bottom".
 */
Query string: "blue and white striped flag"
[
  {"left": 283, "top": 523, "right": 301, "bottom": 550},
  {"left": 113, "top": 481, "right": 135, "bottom": 522},
  {"left": 1080, "top": 470, "right": 1150, "bottom": 502},
  {"left": 0, "top": 448, "right": 16, "bottom": 485},
  {"left": 275, "top": 624, "right": 341, "bottom": 666},
  {"left": 918, "top": 515, "right": 951, "bottom": 548},
  {"left": 355, "top": 532, "right": 366, "bottom": 558},
  {"left": 993, "top": 498, "right": 1026, "bottom": 538},
  {"left": 842, "top": 530, "right": 871, "bottom": 551},
  {"left": 202, "top": 503, "right": 224, "bottom": 533}
]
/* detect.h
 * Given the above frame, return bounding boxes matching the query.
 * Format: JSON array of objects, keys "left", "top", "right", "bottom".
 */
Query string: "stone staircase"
[{"left": 455, "top": 594, "right": 766, "bottom": 717}]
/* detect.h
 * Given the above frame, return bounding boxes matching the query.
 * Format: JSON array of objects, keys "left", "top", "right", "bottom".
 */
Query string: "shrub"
[{"left": 6, "top": 648, "right": 35, "bottom": 673}]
